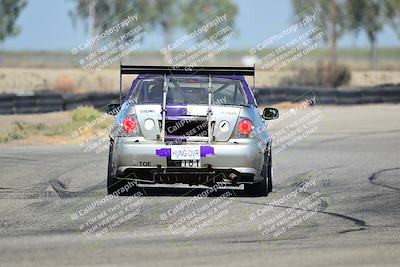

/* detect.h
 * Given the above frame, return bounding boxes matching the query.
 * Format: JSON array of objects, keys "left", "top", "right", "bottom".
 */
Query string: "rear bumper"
[
  {"left": 117, "top": 166, "right": 257, "bottom": 186},
  {"left": 112, "top": 137, "right": 265, "bottom": 185}
]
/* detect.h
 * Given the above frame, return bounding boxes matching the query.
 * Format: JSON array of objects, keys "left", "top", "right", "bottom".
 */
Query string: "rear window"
[{"left": 130, "top": 77, "right": 247, "bottom": 106}]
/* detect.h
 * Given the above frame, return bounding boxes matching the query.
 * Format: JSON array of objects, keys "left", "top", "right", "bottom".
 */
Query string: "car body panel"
[{"left": 113, "top": 137, "right": 263, "bottom": 171}]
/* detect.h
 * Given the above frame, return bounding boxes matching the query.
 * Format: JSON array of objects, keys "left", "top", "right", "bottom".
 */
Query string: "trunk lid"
[{"left": 131, "top": 104, "right": 242, "bottom": 142}]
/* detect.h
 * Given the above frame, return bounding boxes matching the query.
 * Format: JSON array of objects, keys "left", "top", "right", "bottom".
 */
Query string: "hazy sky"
[{"left": 1, "top": 0, "right": 399, "bottom": 51}]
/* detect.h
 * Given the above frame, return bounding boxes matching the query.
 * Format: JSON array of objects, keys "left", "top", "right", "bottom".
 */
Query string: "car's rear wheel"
[
  {"left": 245, "top": 145, "right": 272, "bottom": 196},
  {"left": 107, "top": 141, "right": 130, "bottom": 195}
]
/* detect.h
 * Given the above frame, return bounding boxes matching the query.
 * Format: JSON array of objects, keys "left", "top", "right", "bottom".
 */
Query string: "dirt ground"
[{"left": 0, "top": 67, "right": 399, "bottom": 93}]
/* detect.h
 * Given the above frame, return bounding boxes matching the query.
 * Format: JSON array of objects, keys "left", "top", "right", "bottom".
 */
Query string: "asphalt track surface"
[{"left": 0, "top": 104, "right": 399, "bottom": 266}]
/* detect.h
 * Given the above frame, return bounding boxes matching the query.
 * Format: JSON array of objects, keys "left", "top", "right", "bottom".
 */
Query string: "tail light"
[
  {"left": 123, "top": 117, "right": 136, "bottom": 133},
  {"left": 232, "top": 118, "right": 254, "bottom": 138},
  {"left": 117, "top": 115, "right": 141, "bottom": 137},
  {"left": 237, "top": 119, "right": 253, "bottom": 135}
]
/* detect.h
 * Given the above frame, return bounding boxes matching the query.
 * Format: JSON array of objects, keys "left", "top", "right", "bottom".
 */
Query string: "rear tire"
[
  {"left": 266, "top": 145, "right": 273, "bottom": 193},
  {"left": 107, "top": 141, "right": 129, "bottom": 195},
  {"left": 245, "top": 145, "right": 272, "bottom": 196}
]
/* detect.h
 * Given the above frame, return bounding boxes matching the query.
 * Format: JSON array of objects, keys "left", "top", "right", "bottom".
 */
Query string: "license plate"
[
  {"left": 170, "top": 145, "right": 201, "bottom": 160},
  {"left": 181, "top": 159, "right": 201, "bottom": 168}
]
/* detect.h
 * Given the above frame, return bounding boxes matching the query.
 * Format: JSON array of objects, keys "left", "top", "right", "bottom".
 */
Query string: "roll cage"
[{"left": 119, "top": 65, "right": 255, "bottom": 143}]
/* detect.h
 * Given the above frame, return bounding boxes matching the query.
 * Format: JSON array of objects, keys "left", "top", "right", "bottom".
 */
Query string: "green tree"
[
  {"left": 70, "top": 0, "right": 181, "bottom": 61},
  {"left": 385, "top": 0, "right": 400, "bottom": 38},
  {"left": 346, "top": 0, "right": 387, "bottom": 70},
  {"left": 145, "top": 0, "right": 238, "bottom": 62},
  {"left": 181, "top": 0, "right": 238, "bottom": 41},
  {"left": 69, "top": 0, "right": 149, "bottom": 50},
  {"left": 146, "top": 0, "right": 181, "bottom": 62},
  {"left": 292, "top": 0, "right": 347, "bottom": 86},
  {"left": 69, "top": 0, "right": 238, "bottom": 63},
  {"left": 0, "top": 0, "right": 27, "bottom": 42}
]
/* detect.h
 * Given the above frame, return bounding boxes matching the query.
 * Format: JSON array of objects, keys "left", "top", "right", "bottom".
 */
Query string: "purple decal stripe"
[
  {"left": 166, "top": 105, "right": 187, "bottom": 116},
  {"left": 155, "top": 148, "right": 171, "bottom": 157},
  {"left": 200, "top": 146, "right": 214, "bottom": 157}
]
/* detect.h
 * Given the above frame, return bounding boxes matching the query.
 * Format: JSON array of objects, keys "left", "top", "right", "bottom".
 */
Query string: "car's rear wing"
[
  {"left": 120, "top": 65, "right": 255, "bottom": 76},
  {"left": 119, "top": 64, "right": 255, "bottom": 103},
  {"left": 119, "top": 64, "right": 255, "bottom": 143}
]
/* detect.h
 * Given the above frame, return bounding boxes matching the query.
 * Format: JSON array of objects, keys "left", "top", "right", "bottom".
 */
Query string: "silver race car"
[{"left": 106, "top": 65, "right": 279, "bottom": 196}]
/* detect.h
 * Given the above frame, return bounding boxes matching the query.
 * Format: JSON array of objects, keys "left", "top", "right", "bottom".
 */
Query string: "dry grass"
[
  {"left": 0, "top": 68, "right": 121, "bottom": 93},
  {"left": 0, "top": 107, "right": 112, "bottom": 145},
  {"left": 54, "top": 75, "right": 77, "bottom": 94},
  {"left": 0, "top": 67, "right": 399, "bottom": 94}
]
